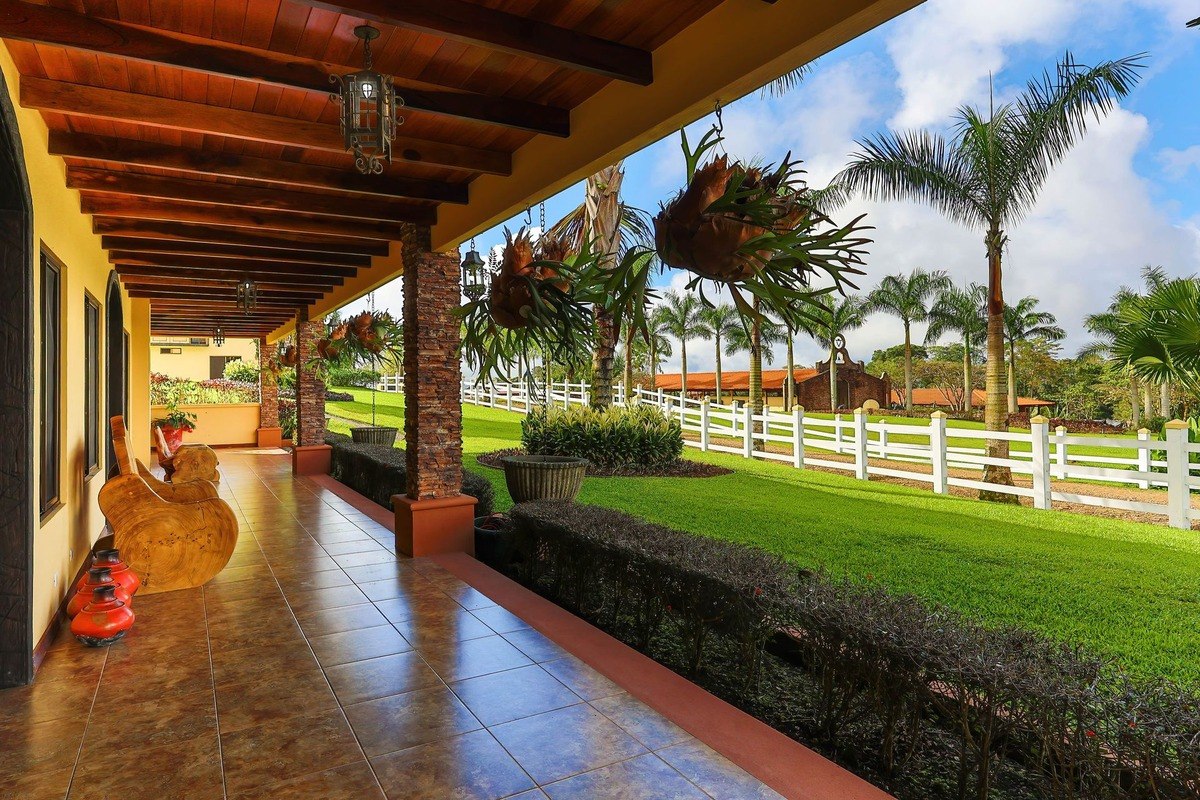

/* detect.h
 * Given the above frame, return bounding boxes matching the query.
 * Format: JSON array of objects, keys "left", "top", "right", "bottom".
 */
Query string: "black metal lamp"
[
  {"left": 236, "top": 279, "right": 257, "bottom": 314},
  {"left": 331, "top": 25, "right": 403, "bottom": 174},
  {"left": 213, "top": 326, "right": 226, "bottom": 347},
  {"left": 461, "top": 237, "right": 486, "bottom": 300}
]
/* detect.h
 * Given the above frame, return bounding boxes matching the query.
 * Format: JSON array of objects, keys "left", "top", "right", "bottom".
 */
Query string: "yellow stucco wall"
[
  {"left": 151, "top": 403, "right": 261, "bottom": 447},
  {"left": 0, "top": 45, "right": 150, "bottom": 647},
  {"left": 150, "top": 337, "right": 257, "bottom": 382}
]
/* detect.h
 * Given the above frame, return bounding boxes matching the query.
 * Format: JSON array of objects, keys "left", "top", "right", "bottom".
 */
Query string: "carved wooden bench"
[
  {"left": 99, "top": 416, "right": 238, "bottom": 594},
  {"left": 154, "top": 423, "right": 221, "bottom": 484}
]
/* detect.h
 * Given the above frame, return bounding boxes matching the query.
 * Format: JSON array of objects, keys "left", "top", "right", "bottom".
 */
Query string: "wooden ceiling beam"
[
  {"left": 51, "top": 133, "right": 467, "bottom": 204},
  {"left": 21, "top": 77, "right": 511, "bottom": 175},
  {"left": 80, "top": 195, "right": 409, "bottom": 241},
  {"left": 0, "top": 0, "right": 568, "bottom": 136},
  {"left": 130, "top": 286, "right": 322, "bottom": 300},
  {"left": 102, "top": 237, "right": 371, "bottom": 267},
  {"left": 119, "top": 275, "right": 337, "bottom": 293},
  {"left": 93, "top": 219, "right": 390, "bottom": 256},
  {"left": 112, "top": 253, "right": 357, "bottom": 278},
  {"left": 114, "top": 264, "right": 349, "bottom": 286},
  {"left": 67, "top": 167, "right": 433, "bottom": 224},
  {"left": 298, "top": 0, "right": 652, "bottom": 85}
]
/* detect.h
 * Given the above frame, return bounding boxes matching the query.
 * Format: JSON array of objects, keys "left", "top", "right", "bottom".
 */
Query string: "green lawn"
[{"left": 329, "top": 388, "right": 1200, "bottom": 684}]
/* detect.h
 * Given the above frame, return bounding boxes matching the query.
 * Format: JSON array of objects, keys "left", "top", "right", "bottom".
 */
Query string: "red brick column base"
[
  {"left": 393, "top": 494, "right": 478, "bottom": 557},
  {"left": 293, "top": 444, "right": 332, "bottom": 475}
]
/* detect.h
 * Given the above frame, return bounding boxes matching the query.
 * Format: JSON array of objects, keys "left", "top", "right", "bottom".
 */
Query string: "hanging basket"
[{"left": 350, "top": 426, "right": 398, "bottom": 446}]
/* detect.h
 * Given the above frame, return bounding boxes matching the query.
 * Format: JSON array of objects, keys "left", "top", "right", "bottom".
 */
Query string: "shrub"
[
  {"left": 325, "top": 432, "right": 493, "bottom": 517},
  {"left": 1144, "top": 415, "right": 1167, "bottom": 434},
  {"left": 328, "top": 367, "right": 381, "bottom": 388},
  {"left": 279, "top": 399, "right": 296, "bottom": 439},
  {"left": 222, "top": 358, "right": 261, "bottom": 383},
  {"left": 150, "top": 372, "right": 258, "bottom": 405},
  {"left": 1007, "top": 412, "right": 1129, "bottom": 434},
  {"left": 521, "top": 405, "right": 683, "bottom": 468},
  {"left": 507, "top": 501, "right": 1200, "bottom": 800}
]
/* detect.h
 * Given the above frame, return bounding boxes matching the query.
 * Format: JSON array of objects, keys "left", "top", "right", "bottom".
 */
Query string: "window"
[
  {"left": 84, "top": 294, "right": 100, "bottom": 477},
  {"left": 39, "top": 250, "right": 61, "bottom": 515}
]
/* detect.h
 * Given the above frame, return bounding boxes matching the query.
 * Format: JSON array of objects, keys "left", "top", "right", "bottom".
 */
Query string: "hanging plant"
[
  {"left": 460, "top": 227, "right": 598, "bottom": 382},
  {"left": 310, "top": 310, "right": 403, "bottom": 434},
  {"left": 276, "top": 343, "right": 299, "bottom": 369}
]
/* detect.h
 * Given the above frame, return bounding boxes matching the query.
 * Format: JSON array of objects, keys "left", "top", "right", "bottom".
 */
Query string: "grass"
[{"left": 329, "top": 388, "right": 1200, "bottom": 684}]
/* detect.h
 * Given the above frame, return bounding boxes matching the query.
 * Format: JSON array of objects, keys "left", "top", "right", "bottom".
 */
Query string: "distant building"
[
  {"left": 892, "top": 388, "right": 1049, "bottom": 411},
  {"left": 150, "top": 335, "right": 257, "bottom": 381}
]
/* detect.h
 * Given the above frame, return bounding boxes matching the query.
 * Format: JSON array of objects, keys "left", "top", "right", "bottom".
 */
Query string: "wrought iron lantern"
[
  {"left": 236, "top": 279, "right": 257, "bottom": 314},
  {"left": 213, "top": 326, "right": 226, "bottom": 348},
  {"left": 461, "top": 238, "right": 487, "bottom": 300},
  {"left": 331, "top": 25, "right": 404, "bottom": 174}
]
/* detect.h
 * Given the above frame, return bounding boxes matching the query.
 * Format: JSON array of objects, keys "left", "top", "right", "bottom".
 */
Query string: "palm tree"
[
  {"left": 837, "top": 52, "right": 1144, "bottom": 489},
  {"left": 646, "top": 306, "right": 674, "bottom": 385},
  {"left": 726, "top": 308, "right": 783, "bottom": 417},
  {"left": 1003, "top": 297, "right": 1065, "bottom": 412},
  {"left": 698, "top": 304, "right": 740, "bottom": 403},
  {"left": 868, "top": 269, "right": 952, "bottom": 411},
  {"left": 1112, "top": 276, "right": 1200, "bottom": 398},
  {"left": 658, "top": 291, "right": 707, "bottom": 394},
  {"left": 925, "top": 284, "right": 988, "bottom": 413},
  {"left": 799, "top": 295, "right": 870, "bottom": 411},
  {"left": 1081, "top": 286, "right": 1144, "bottom": 426}
]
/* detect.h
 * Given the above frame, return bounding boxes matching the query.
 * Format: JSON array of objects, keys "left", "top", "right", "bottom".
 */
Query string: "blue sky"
[{"left": 348, "top": 0, "right": 1200, "bottom": 375}]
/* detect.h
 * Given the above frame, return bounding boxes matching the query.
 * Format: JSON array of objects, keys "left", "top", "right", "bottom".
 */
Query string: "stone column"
[
  {"left": 292, "top": 310, "right": 331, "bottom": 475},
  {"left": 392, "top": 224, "right": 476, "bottom": 556},
  {"left": 256, "top": 337, "right": 283, "bottom": 448}
]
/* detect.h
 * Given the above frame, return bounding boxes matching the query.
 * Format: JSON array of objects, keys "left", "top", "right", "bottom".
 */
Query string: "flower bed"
[
  {"left": 501, "top": 501, "right": 1200, "bottom": 800},
  {"left": 150, "top": 372, "right": 258, "bottom": 405}
]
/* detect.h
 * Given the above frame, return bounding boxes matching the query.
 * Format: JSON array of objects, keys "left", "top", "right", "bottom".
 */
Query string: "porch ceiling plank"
[
  {"left": 80, "top": 195, "right": 409, "bottom": 241},
  {"left": 111, "top": 252, "right": 358, "bottom": 278},
  {"left": 129, "top": 286, "right": 323, "bottom": 300},
  {"left": 295, "top": 0, "right": 653, "bottom": 85},
  {"left": 151, "top": 315, "right": 296, "bottom": 324},
  {"left": 0, "top": 0, "right": 569, "bottom": 136},
  {"left": 114, "top": 265, "right": 350, "bottom": 286},
  {"left": 101, "top": 237, "right": 372, "bottom": 267},
  {"left": 119, "top": 275, "right": 338, "bottom": 292},
  {"left": 92, "top": 219, "right": 391, "bottom": 256},
  {"left": 66, "top": 167, "right": 434, "bottom": 224},
  {"left": 20, "top": 77, "right": 512, "bottom": 175},
  {"left": 50, "top": 133, "right": 469, "bottom": 204}
]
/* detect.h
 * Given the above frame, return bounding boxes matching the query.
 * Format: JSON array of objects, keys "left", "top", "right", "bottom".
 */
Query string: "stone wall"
[
  {"left": 259, "top": 338, "right": 280, "bottom": 428},
  {"left": 295, "top": 316, "right": 326, "bottom": 447}
]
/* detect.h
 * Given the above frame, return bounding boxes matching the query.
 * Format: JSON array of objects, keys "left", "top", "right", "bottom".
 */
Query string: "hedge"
[
  {"left": 325, "top": 432, "right": 494, "bottom": 516},
  {"left": 505, "top": 501, "right": 1200, "bottom": 800},
  {"left": 521, "top": 404, "right": 684, "bottom": 469}
]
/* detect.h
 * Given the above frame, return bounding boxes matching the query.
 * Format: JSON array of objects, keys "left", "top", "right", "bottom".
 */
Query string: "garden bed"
[{"left": 476, "top": 447, "right": 731, "bottom": 478}]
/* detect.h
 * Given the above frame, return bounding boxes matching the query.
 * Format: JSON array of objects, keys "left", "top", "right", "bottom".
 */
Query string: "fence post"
[
  {"left": 730, "top": 400, "right": 739, "bottom": 435},
  {"left": 656, "top": 388, "right": 665, "bottom": 410},
  {"left": 1165, "top": 419, "right": 1191, "bottom": 530},
  {"left": 878, "top": 426, "right": 888, "bottom": 458},
  {"left": 743, "top": 403, "right": 753, "bottom": 458},
  {"left": 834, "top": 413, "right": 843, "bottom": 453},
  {"left": 793, "top": 405, "right": 805, "bottom": 469},
  {"left": 562, "top": 382, "right": 570, "bottom": 410},
  {"left": 1030, "top": 415, "right": 1052, "bottom": 510},
  {"left": 505, "top": 384, "right": 514, "bottom": 412},
  {"left": 1054, "top": 425, "right": 1067, "bottom": 480},
  {"left": 700, "top": 398, "right": 710, "bottom": 451},
  {"left": 930, "top": 411, "right": 948, "bottom": 494},
  {"left": 853, "top": 408, "right": 869, "bottom": 480},
  {"left": 1137, "top": 427, "right": 1152, "bottom": 490}
]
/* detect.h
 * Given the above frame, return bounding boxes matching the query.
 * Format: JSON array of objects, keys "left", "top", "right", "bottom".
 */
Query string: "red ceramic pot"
[
  {"left": 87, "top": 549, "right": 141, "bottom": 596},
  {"left": 67, "top": 568, "right": 132, "bottom": 618},
  {"left": 157, "top": 424, "right": 186, "bottom": 452},
  {"left": 71, "top": 585, "right": 135, "bottom": 647}
]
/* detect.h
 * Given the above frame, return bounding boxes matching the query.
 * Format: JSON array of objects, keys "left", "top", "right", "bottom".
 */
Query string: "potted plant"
[
  {"left": 313, "top": 310, "right": 403, "bottom": 446},
  {"left": 500, "top": 453, "right": 588, "bottom": 503},
  {"left": 153, "top": 400, "right": 198, "bottom": 452},
  {"left": 473, "top": 512, "right": 513, "bottom": 567}
]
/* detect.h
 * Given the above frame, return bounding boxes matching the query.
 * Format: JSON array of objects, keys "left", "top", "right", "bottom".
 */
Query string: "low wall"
[{"left": 152, "top": 403, "right": 260, "bottom": 447}]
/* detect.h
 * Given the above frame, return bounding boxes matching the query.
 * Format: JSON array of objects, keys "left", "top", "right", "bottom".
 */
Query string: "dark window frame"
[
  {"left": 39, "top": 249, "right": 62, "bottom": 517},
  {"left": 83, "top": 292, "right": 101, "bottom": 479}
]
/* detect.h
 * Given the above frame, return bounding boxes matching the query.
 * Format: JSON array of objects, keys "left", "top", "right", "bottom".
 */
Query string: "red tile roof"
[{"left": 654, "top": 369, "right": 819, "bottom": 392}]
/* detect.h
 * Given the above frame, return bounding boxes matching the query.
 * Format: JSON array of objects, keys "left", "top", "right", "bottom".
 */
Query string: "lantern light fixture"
[
  {"left": 331, "top": 25, "right": 404, "bottom": 175},
  {"left": 236, "top": 279, "right": 258, "bottom": 314},
  {"left": 213, "top": 326, "right": 226, "bottom": 348},
  {"left": 461, "top": 237, "right": 486, "bottom": 300}
]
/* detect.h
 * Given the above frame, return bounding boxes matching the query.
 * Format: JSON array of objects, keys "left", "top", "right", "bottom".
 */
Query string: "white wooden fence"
[{"left": 395, "top": 379, "right": 1196, "bottom": 529}]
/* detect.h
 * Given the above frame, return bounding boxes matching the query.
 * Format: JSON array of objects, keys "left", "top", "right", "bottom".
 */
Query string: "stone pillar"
[
  {"left": 256, "top": 337, "right": 283, "bottom": 448},
  {"left": 292, "top": 310, "right": 331, "bottom": 475},
  {"left": 392, "top": 224, "right": 476, "bottom": 556}
]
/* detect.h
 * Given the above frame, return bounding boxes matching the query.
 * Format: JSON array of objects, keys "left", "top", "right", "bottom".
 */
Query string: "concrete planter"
[
  {"left": 501, "top": 455, "right": 587, "bottom": 503},
  {"left": 350, "top": 426, "right": 399, "bottom": 446}
]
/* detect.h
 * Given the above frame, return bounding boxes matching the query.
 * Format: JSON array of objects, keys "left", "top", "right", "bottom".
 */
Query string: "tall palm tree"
[
  {"left": 837, "top": 52, "right": 1144, "bottom": 490},
  {"left": 1003, "top": 297, "right": 1065, "bottom": 412},
  {"left": 868, "top": 269, "right": 952, "bottom": 411},
  {"left": 726, "top": 308, "right": 783, "bottom": 416},
  {"left": 646, "top": 306, "right": 674, "bottom": 386},
  {"left": 925, "top": 284, "right": 988, "bottom": 413},
  {"left": 698, "top": 304, "right": 740, "bottom": 403},
  {"left": 1081, "top": 285, "right": 1144, "bottom": 426},
  {"left": 799, "top": 295, "right": 870, "bottom": 411},
  {"left": 1112, "top": 276, "right": 1200, "bottom": 398},
  {"left": 658, "top": 291, "right": 707, "bottom": 394}
]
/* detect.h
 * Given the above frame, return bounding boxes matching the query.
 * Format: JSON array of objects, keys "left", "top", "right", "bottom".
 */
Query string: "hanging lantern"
[
  {"left": 331, "top": 25, "right": 404, "bottom": 175},
  {"left": 461, "top": 238, "right": 487, "bottom": 301},
  {"left": 236, "top": 279, "right": 257, "bottom": 314},
  {"left": 213, "top": 326, "right": 226, "bottom": 347}
]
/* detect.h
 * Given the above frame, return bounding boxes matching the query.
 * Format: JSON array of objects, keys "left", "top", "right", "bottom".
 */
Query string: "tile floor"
[{"left": 0, "top": 452, "right": 785, "bottom": 800}]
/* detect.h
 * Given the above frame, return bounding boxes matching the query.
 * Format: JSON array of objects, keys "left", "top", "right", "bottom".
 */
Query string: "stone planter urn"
[
  {"left": 350, "top": 426, "right": 398, "bottom": 446},
  {"left": 501, "top": 455, "right": 587, "bottom": 503}
]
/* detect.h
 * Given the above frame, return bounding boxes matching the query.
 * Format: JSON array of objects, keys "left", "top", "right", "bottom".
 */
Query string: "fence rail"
[{"left": 406, "top": 379, "right": 1193, "bottom": 529}]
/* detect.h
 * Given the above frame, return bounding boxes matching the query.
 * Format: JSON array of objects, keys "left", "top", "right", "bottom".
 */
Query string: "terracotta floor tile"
[
  {"left": 284, "top": 583, "right": 369, "bottom": 615},
  {"left": 441, "top": 584, "right": 499, "bottom": 611},
  {"left": 68, "top": 732, "right": 224, "bottom": 800},
  {"left": 32, "top": 639, "right": 108, "bottom": 686},
  {"left": 307, "top": 624, "right": 412, "bottom": 667},
  {"left": 80, "top": 689, "right": 216, "bottom": 758},
  {"left": 471, "top": 604, "right": 532, "bottom": 634},
  {"left": 261, "top": 555, "right": 342, "bottom": 576},
  {"left": 506, "top": 792, "right": 551, "bottom": 800},
  {"left": 295, "top": 602, "right": 389, "bottom": 637},
  {"left": 0, "top": 717, "right": 85, "bottom": 779},
  {"left": 590, "top": 693, "right": 691, "bottom": 750},
  {"left": 207, "top": 614, "right": 307, "bottom": 654},
  {"left": 450, "top": 664, "right": 580, "bottom": 726},
  {"left": 419, "top": 634, "right": 533, "bottom": 682},
  {"left": 324, "top": 650, "right": 441, "bottom": 705},
  {"left": 341, "top": 562, "right": 412, "bottom": 584},
  {"left": 502, "top": 629, "right": 570, "bottom": 664},
  {"left": 211, "top": 639, "right": 319, "bottom": 686},
  {"left": 656, "top": 739, "right": 786, "bottom": 800},
  {"left": 370, "top": 729, "right": 534, "bottom": 800},
  {"left": 319, "top": 538, "right": 385, "bottom": 556},
  {"left": 373, "top": 589, "right": 466, "bottom": 624},
  {"left": 226, "top": 760, "right": 385, "bottom": 800},
  {"left": 272, "top": 566, "right": 354, "bottom": 593},
  {"left": 543, "top": 753, "right": 709, "bottom": 800},
  {"left": 490, "top": 704, "right": 647, "bottom": 785},
  {"left": 541, "top": 656, "right": 624, "bottom": 701},
  {"left": 332, "top": 549, "right": 400, "bottom": 569},
  {"left": 356, "top": 572, "right": 436, "bottom": 602},
  {"left": 203, "top": 578, "right": 285, "bottom": 604},
  {"left": 220, "top": 708, "right": 362, "bottom": 794},
  {"left": 215, "top": 667, "right": 338, "bottom": 734},
  {"left": 0, "top": 670, "right": 99, "bottom": 727},
  {"left": 92, "top": 650, "right": 213, "bottom": 708},
  {"left": 0, "top": 766, "right": 73, "bottom": 800},
  {"left": 390, "top": 609, "right": 497, "bottom": 647},
  {"left": 343, "top": 685, "right": 482, "bottom": 757}
]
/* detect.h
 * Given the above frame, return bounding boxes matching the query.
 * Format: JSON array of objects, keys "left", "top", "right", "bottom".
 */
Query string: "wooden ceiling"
[{"left": 0, "top": 0, "right": 726, "bottom": 337}]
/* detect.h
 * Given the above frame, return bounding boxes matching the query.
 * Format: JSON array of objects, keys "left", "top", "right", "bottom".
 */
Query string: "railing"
[{"left": 451, "top": 380, "right": 1197, "bottom": 530}]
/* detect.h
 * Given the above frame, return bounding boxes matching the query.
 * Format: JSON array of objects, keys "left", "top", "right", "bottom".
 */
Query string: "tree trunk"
[
  {"left": 680, "top": 339, "right": 688, "bottom": 395},
  {"left": 982, "top": 229, "right": 1015, "bottom": 498},
  {"left": 623, "top": 330, "right": 634, "bottom": 397},
  {"left": 785, "top": 328, "right": 795, "bottom": 412},
  {"left": 650, "top": 340, "right": 657, "bottom": 385},
  {"left": 1142, "top": 382, "right": 1153, "bottom": 418},
  {"left": 586, "top": 163, "right": 624, "bottom": 409},
  {"left": 749, "top": 305, "right": 763, "bottom": 450},
  {"left": 1129, "top": 376, "right": 1141, "bottom": 427},
  {"left": 903, "top": 322, "right": 913, "bottom": 412},
  {"left": 962, "top": 334, "right": 972, "bottom": 413},
  {"left": 829, "top": 342, "right": 839, "bottom": 412},
  {"left": 1160, "top": 382, "right": 1170, "bottom": 418},
  {"left": 1007, "top": 340, "right": 1018, "bottom": 414},
  {"left": 714, "top": 335, "right": 723, "bottom": 404}
]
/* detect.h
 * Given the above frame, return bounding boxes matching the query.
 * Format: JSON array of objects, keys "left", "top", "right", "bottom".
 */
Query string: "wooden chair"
[
  {"left": 154, "top": 424, "right": 221, "bottom": 484},
  {"left": 99, "top": 416, "right": 238, "bottom": 594}
]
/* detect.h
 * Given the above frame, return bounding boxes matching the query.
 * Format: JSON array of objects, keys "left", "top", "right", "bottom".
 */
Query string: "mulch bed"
[{"left": 476, "top": 448, "right": 732, "bottom": 478}]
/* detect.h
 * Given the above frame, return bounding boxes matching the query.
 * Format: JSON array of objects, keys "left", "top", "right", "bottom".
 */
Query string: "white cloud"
[{"left": 1158, "top": 145, "right": 1200, "bottom": 180}]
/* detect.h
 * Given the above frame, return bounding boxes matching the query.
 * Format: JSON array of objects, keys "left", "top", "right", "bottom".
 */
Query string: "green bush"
[
  {"left": 1144, "top": 415, "right": 1167, "bottom": 434},
  {"left": 222, "top": 358, "right": 260, "bottom": 383},
  {"left": 521, "top": 405, "right": 683, "bottom": 468},
  {"left": 328, "top": 367, "right": 381, "bottom": 388}
]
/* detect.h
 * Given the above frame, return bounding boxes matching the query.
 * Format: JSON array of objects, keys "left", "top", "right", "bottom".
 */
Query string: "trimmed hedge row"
[
  {"left": 505, "top": 501, "right": 1200, "bottom": 800},
  {"left": 325, "top": 433, "right": 494, "bottom": 516}
]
